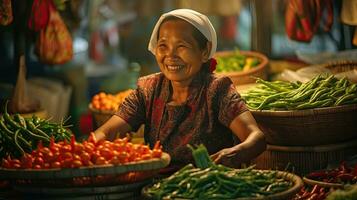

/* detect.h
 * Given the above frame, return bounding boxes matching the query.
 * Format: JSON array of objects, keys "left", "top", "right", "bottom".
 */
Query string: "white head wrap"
[{"left": 148, "top": 9, "right": 217, "bottom": 58}]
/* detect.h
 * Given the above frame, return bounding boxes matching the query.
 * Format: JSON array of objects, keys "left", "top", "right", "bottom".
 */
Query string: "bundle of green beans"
[
  {"left": 241, "top": 74, "right": 357, "bottom": 110},
  {"left": 146, "top": 145, "right": 292, "bottom": 199},
  {"left": 0, "top": 102, "right": 72, "bottom": 159}
]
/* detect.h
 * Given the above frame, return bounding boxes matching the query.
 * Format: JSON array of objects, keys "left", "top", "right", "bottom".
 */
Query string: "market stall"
[{"left": 1, "top": 0, "right": 357, "bottom": 199}]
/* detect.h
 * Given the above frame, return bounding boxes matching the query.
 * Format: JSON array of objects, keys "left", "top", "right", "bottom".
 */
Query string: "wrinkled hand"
[{"left": 210, "top": 147, "right": 239, "bottom": 167}]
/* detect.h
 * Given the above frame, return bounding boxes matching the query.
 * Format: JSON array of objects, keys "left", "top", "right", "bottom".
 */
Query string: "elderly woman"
[{"left": 94, "top": 9, "right": 266, "bottom": 168}]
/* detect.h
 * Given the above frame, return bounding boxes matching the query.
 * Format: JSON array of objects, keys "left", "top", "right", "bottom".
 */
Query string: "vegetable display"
[
  {"left": 1, "top": 133, "right": 163, "bottom": 169},
  {"left": 242, "top": 74, "right": 357, "bottom": 110},
  {"left": 146, "top": 144, "right": 293, "bottom": 199},
  {"left": 0, "top": 102, "right": 72, "bottom": 159},
  {"left": 292, "top": 185, "right": 329, "bottom": 200},
  {"left": 326, "top": 185, "right": 357, "bottom": 200},
  {"left": 215, "top": 49, "right": 260, "bottom": 73},
  {"left": 305, "top": 162, "right": 357, "bottom": 185},
  {"left": 90, "top": 90, "right": 133, "bottom": 112}
]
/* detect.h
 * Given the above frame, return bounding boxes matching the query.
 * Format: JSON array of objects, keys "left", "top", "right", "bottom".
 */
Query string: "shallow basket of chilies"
[{"left": 251, "top": 104, "right": 357, "bottom": 146}]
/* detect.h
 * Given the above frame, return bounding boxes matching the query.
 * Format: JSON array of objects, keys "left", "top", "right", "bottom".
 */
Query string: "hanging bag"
[
  {"left": 28, "top": 0, "right": 50, "bottom": 31},
  {"left": 35, "top": 1, "right": 73, "bottom": 65},
  {"left": 0, "top": 0, "right": 13, "bottom": 25}
]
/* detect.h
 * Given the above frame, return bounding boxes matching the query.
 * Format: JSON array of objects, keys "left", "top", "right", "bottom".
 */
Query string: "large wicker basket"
[
  {"left": 251, "top": 104, "right": 357, "bottom": 146},
  {"left": 214, "top": 50, "right": 269, "bottom": 85},
  {"left": 88, "top": 104, "right": 114, "bottom": 129},
  {"left": 253, "top": 138, "right": 357, "bottom": 176},
  {"left": 142, "top": 170, "right": 303, "bottom": 200}
]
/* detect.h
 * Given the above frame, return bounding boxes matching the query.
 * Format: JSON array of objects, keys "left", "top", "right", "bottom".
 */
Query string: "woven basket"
[
  {"left": 88, "top": 104, "right": 114, "bottom": 129},
  {"left": 251, "top": 104, "right": 357, "bottom": 146},
  {"left": 0, "top": 153, "right": 170, "bottom": 187},
  {"left": 323, "top": 60, "right": 357, "bottom": 73},
  {"left": 214, "top": 50, "right": 269, "bottom": 85},
  {"left": 253, "top": 139, "right": 357, "bottom": 176},
  {"left": 302, "top": 177, "right": 344, "bottom": 189},
  {"left": 141, "top": 170, "right": 303, "bottom": 200}
]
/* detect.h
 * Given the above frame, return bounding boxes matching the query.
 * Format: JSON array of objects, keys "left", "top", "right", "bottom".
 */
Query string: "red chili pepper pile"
[
  {"left": 292, "top": 185, "right": 329, "bottom": 200},
  {"left": 1, "top": 133, "right": 163, "bottom": 169},
  {"left": 306, "top": 161, "right": 357, "bottom": 184}
]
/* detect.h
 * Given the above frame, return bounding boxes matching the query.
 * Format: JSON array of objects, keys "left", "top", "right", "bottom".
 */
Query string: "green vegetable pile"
[
  {"left": 326, "top": 185, "right": 357, "bottom": 200},
  {"left": 146, "top": 144, "right": 292, "bottom": 199},
  {"left": 0, "top": 102, "right": 72, "bottom": 159},
  {"left": 242, "top": 74, "right": 357, "bottom": 110},
  {"left": 215, "top": 49, "right": 260, "bottom": 73}
]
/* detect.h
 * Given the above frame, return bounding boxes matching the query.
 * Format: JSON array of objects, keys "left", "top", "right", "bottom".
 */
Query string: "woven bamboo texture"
[
  {"left": 142, "top": 170, "right": 303, "bottom": 200},
  {"left": 323, "top": 60, "right": 357, "bottom": 73},
  {"left": 13, "top": 179, "right": 151, "bottom": 196},
  {"left": 214, "top": 50, "right": 269, "bottom": 85},
  {"left": 253, "top": 139, "right": 357, "bottom": 176},
  {"left": 302, "top": 177, "right": 343, "bottom": 188},
  {"left": 251, "top": 104, "right": 357, "bottom": 146},
  {"left": 89, "top": 104, "right": 114, "bottom": 129},
  {"left": 0, "top": 153, "right": 170, "bottom": 180}
]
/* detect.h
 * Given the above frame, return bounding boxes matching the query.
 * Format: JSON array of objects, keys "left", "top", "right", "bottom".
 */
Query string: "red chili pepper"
[
  {"left": 310, "top": 185, "right": 320, "bottom": 194},
  {"left": 307, "top": 171, "right": 329, "bottom": 179},
  {"left": 307, "top": 193, "right": 319, "bottom": 200},
  {"left": 339, "top": 161, "right": 349, "bottom": 173},
  {"left": 336, "top": 173, "right": 355, "bottom": 182}
]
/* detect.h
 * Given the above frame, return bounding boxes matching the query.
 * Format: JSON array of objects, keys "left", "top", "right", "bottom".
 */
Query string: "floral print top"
[{"left": 116, "top": 70, "right": 248, "bottom": 164}]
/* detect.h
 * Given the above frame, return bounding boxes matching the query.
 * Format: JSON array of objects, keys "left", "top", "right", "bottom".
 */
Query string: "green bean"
[
  {"left": 290, "top": 88, "right": 317, "bottom": 102},
  {"left": 257, "top": 92, "right": 288, "bottom": 110},
  {"left": 26, "top": 119, "right": 50, "bottom": 139},
  {"left": 14, "top": 129, "right": 25, "bottom": 155},
  {"left": 296, "top": 99, "right": 332, "bottom": 110},
  {"left": 335, "top": 93, "right": 356, "bottom": 106},
  {"left": 256, "top": 78, "right": 290, "bottom": 92},
  {"left": 309, "top": 87, "right": 330, "bottom": 102},
  {"left": 13, "top": 114, "right": 26, "bottom": 129}
]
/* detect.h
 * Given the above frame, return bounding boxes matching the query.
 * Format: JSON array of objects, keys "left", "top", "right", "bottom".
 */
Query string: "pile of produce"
[
  {"left": 90, "top": 89, "right": 133, "bottom": 112},
  {"left": 305, "top": 161, "right": 357, "bottom": 185},
  {"left": 242, "top": 74, "right": 357, "bottom": 110},
  {"left": 215, "top": 49, "right": 260, "bottom": 73},
  {"left": 326, "top": 185, "right": 357, "bottom": 200},
  {"left": 0, "top": 103, "right": 72, "bottom": 159},
  {"left": 146, "top": 144, "right": 293, "bottom": 199},
  {"left": 292, "top": 185, "right": 329, "bottom": 200},
  {"left": 1, "top": 133, "right": 163, "bottom": 169}
]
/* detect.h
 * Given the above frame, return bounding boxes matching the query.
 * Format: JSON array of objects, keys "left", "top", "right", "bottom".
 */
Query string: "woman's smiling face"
[{"left": 155, "top": 19, "right": 210, "bottom": 85}]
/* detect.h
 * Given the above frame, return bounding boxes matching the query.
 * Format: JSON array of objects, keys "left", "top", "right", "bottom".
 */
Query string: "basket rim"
[
  {"left": 250, "top": 103, "right": 357, "bottom": 117},
  {"left": 302, "top": 177, "right": 344, "bottom": 188},
  {"left": 89, "top": 104, "right": 116, "bottom": 115},
  {"left": 322, "top": 60, "right": 357, "bottom": 69},
  {"left": 214, "top": 50, "right": 269, "bottom": 76},
  {"left": 266, "top": 138, "right": 357, "bottom": 152}
]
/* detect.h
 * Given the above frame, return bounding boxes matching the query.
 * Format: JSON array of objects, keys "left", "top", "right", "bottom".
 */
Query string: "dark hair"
[{"left": 158, "top": 16, "right": 211, "bottom": 72}]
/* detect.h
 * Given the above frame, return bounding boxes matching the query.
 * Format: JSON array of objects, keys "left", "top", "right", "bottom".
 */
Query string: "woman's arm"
[
  {"left": 94, "top": 115, "right": 132, "bottom": 141},
  {"left": 211, "top": 111, "right": 266, "bottom": 167}
]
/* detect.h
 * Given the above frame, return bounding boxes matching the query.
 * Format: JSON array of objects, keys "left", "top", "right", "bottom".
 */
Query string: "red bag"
[
  {"left": 28, "top": 0, "right": 50, "bottom": 31},
  {"left": 0, "top": 0, "right": 13, "bottom": 26},
  {"left": 36, "top": 1, "right": 73, "bottom": 65}
]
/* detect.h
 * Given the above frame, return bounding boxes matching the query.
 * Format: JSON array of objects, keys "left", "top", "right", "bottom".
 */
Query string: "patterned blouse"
[{"left": 116, "top": 70, "right": 248, "bottom": 165}]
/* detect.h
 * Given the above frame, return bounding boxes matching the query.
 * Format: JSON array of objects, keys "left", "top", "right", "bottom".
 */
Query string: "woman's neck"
[{"left": 169, "top": 81, "right": 191, "bottom": 105}]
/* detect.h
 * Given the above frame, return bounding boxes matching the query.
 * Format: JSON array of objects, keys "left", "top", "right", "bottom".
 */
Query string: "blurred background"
[{"left": 0, "top": 0, "right": 355, "bottom": 136}]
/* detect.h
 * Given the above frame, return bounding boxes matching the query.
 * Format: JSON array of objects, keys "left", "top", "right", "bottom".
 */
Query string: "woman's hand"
[{"left": 210, "top": 147, "right": 240, "bottom": 167}]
